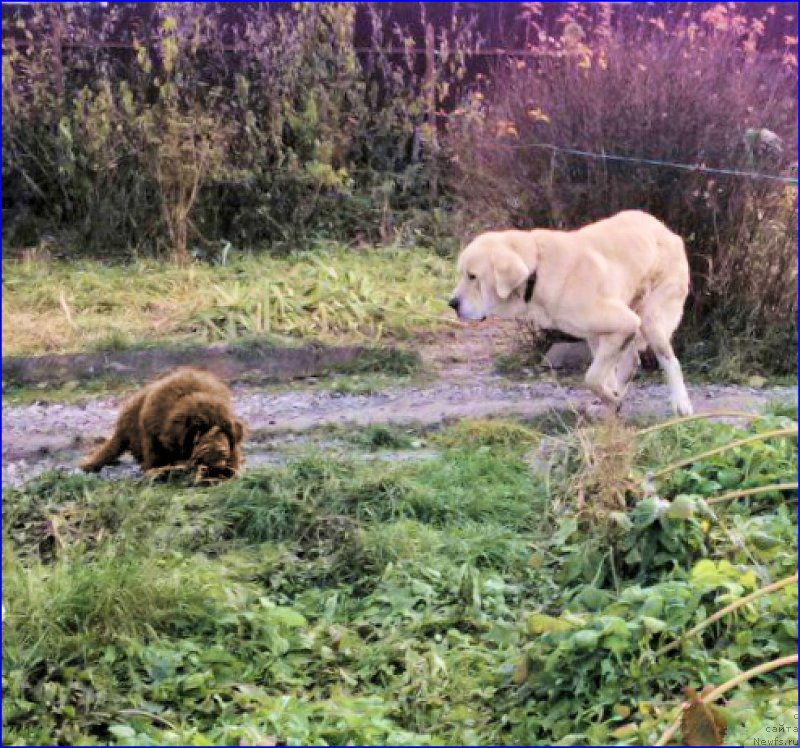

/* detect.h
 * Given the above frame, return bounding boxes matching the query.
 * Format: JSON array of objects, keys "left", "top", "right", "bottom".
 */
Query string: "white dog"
[{"left": 449, "top": 210, "right": 693, "bottom": 416}]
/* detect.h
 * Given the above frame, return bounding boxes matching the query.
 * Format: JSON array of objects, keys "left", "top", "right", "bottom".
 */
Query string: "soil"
[
  {"left": 3, "top": 321, "right": 795, "bottom": 487},
  {"left": 1, "top": 339, "right": 374, "bottom": 386}
]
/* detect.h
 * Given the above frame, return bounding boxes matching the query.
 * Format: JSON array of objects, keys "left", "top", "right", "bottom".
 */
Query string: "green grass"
[
  {"left": 345, "top": 424, "right": 418, "bottom": 451},
  {"left": 2, "top": 245, "right": 455, "bottom": 357},
  {"left": 3, "top": 414, "right": 797, "bottom": 745}
]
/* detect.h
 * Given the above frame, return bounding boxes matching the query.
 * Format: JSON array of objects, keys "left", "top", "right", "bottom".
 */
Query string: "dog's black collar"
[{"left": 523, "top": 271, "right": 537, "bottom": 303}]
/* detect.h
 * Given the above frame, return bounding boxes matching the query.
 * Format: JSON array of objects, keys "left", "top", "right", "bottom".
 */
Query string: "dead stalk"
[{"left": 655, "top": 654, "right": 799, "bottom": 746}]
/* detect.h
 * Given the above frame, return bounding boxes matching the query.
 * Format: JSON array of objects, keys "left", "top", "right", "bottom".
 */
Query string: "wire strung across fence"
[{"left": 498, "top": 141, "right": 799, "bottom": 185}]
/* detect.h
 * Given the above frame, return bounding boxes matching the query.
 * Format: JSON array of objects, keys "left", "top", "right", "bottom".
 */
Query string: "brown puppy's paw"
[
  {"left": 81, "top": 455, "right": 121, "bottom": 471},
  {"left": 144, "top": 463, "right": 191, "bottom": 482},
  {"left": 79, "top": 457, "right": 102, "bottom": 473},
  {"left": 194, "top": 463, "right": 237, "bottom": 486}
]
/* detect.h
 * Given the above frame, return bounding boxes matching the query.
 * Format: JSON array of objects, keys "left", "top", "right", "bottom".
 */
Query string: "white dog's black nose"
[{"left": 448, "top": 297, "right": 460, "bottom": 311}]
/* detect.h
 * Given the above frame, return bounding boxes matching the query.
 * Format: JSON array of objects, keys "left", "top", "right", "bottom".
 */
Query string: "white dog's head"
[{"left": 449, "top": 231, "right": 538, "bottom": 321}]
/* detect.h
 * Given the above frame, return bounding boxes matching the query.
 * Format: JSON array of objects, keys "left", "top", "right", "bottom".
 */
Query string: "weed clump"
[{"left": 434, "top": 418, "right": 540, "bottom": 449}]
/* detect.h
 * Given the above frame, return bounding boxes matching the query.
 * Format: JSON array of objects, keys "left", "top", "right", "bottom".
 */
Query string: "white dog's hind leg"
[
  {"left": 640, "top": 327, "right": 692, "bottom": 416},
  {"left": 640, "top": 295, "right": 693, "bottom": 417}
]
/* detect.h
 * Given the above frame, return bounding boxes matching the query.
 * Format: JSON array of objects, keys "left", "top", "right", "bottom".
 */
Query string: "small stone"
[{"left": 544, "top": 342, "right": 592, "bottom": 371}]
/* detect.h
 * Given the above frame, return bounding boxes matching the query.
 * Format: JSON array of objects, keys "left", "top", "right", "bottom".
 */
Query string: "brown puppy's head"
[
  {"left": 191, "top": 419, "right": 246, "bottom": 464},
  {"left": 189, "top": 425, "right": 232, "bottom": 470},
  {"left": 165, "top": 393, "right": 239, "bottom": 451},
  {"left": 188, "top": 419, "right": 246, "bottom": 480},
  {"left": 449, "top": 231, "right": 537, "bottom": 321}
]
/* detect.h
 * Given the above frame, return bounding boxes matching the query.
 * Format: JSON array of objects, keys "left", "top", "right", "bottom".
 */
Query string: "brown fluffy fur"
[{"left": 80, "top": 367, "right": 246, "bottom": 476}]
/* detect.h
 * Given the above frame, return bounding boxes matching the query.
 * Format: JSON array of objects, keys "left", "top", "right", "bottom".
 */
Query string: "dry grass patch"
[{"left": 2, "top": 246, "right": 454, "bottom": 356}]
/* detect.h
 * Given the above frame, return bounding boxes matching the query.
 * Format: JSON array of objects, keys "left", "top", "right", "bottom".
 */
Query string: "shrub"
[{"left": 2, "top": 3, "right": 479, "bottom": 256}]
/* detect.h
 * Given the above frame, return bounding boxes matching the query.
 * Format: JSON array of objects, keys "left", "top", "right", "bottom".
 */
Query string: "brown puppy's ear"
[
  {"left": 181, "top": 422, "right": 204, "bottom": 456},
  {"left": 232, "top": 419, "right": 247, "bottom": 442},
  {"left": 492, "top": 247, "right": 531, "bottom": 300}
]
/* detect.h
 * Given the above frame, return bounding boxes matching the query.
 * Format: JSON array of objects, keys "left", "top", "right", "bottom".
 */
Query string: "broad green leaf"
[
  {"left": 573, "top": 630, "right": 600, "bottom": 649},
  {"left": 527, "top": 613, "right": 575, "bottom": 635},
  {"left": 641, "top": 616, "right": 668, "bottom": 634},
  {"left": 109, "top": 725, "right": 137, "bottom": 740},
  {"left": 668, "top": 495, "right": 696, "bottom": 519}
]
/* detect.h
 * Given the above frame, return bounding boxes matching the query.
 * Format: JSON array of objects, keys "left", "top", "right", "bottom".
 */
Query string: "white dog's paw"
[{"left": 673, "top": 396, "right": 694, "bottom": 417}]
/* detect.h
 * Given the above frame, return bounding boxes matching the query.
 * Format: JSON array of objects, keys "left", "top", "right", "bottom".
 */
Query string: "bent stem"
[
  {"left": 655, "top": 572, "right": 798, "bottom": 657},
  {"left": 651, "top": 427, "right": 798, "bottom": 480},
  {"left": 637, "top": 411, "right": 769, "bottom": 436},
  {"left": 708, "top": 481, "right": 798, "bottom": 505}
]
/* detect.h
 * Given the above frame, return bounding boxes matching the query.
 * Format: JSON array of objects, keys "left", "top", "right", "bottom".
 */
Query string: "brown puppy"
[{"left": 81, "top": 367, "right": 246, "bottom": 477}]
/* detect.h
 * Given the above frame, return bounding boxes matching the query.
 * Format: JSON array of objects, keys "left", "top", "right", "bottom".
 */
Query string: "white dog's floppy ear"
[{"left": 492, "top": 248, "right": 531, "bottom": 300}]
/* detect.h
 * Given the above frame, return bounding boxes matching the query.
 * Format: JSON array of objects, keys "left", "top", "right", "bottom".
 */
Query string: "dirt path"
[{"left": 3, "top": 322, "right": 795, "bottom": 487}]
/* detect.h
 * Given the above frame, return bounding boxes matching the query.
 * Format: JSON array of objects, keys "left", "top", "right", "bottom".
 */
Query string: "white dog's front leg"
[
  {"left": 613, "top": 342, "right": 641, "bottom": 400},
  {"left": 584, "top": 332, "right": 635, "bottom": 408}
]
